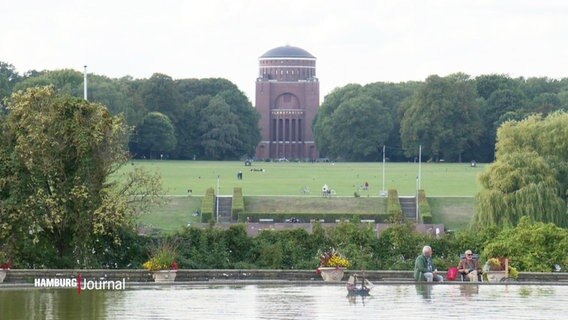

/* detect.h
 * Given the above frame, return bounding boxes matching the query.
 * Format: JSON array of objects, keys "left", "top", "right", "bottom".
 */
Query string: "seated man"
[
  {"left": 414, "top": 245, "right": 443, "bottom": 282},
  {"left": 457, "top": 250, "right": 482, "bottom": 282}
]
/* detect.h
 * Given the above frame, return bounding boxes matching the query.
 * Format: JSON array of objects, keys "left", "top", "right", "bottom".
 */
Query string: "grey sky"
[{"left": 1, "top": 0, "right": 567, "bottom": 102}]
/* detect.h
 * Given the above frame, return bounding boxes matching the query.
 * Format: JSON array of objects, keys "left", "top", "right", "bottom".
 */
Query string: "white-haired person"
[
  {"left": 457, "top": 250, "right": 482, "bottom": 282},
  {"left": 414, "top": 245, "right": 444, "bottom": 282}
]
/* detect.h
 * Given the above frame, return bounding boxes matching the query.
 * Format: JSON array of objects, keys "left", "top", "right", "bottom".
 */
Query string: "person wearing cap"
[{"left": 458, "top": 250, "right": 482, "bottom": 282}]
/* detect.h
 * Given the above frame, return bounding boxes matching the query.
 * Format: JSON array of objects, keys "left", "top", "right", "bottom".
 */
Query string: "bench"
[
  {"left": 361, "top": 219, "right": 375, "bottom": 223},
  {"left": 259, "top": 218, "right": 274, "bottom": 223}
]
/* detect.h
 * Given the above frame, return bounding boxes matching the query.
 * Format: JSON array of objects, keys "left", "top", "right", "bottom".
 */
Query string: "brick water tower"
[{"left": 254, "top": 45, "right": 319, "bottom": 160}]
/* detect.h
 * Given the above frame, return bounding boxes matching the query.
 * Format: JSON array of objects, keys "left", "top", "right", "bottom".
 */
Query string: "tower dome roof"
[{"left": 260, "top": 45, "right": 315, "bottom": 59}]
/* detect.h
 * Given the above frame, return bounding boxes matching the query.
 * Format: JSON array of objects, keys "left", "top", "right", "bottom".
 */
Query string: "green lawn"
[
  {"left": 124, "top": 160, "right": 484, "bottom": 196},
  {"left": 138, "top": 196, "right": 202, "bottom": 234},
  {"left": 129, "top": 161, "right": 482, "bottom": 232},
  {"left": 428, "top": 197, "right": 475, "bottom": 230}
]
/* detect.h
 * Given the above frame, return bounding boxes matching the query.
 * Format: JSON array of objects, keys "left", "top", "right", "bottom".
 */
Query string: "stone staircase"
[
  {"left": 215, "top": 196, "right": 233, "bottom": 223},
  {"left": 399, "top": 196, "right": 417, "bottom": 221}
]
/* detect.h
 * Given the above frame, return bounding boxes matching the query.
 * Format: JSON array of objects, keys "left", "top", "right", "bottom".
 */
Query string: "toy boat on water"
[{"left": 346, "top": 274, "right": 373, "bottom": 296}]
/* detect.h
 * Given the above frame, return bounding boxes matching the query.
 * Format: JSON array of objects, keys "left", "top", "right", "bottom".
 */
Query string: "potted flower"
[
  {"left": 143, "top": 241, "right": 179, "bottom": 283},
  {"left": 316, "top": 248, "right": 350, "bottom": 281},
  {"left": 483, "top": 257, "right": 518, "bottom": 282}
]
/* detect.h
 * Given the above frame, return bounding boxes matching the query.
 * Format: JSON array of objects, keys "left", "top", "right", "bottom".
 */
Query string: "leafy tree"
[
  {"left": 131, "top": 112, "right": 177, "bottom": 159},
  {"left": 475, "top": 88, "right": 528, "bottom": 161},
  {"left": 475, "top": 74, "right": 517, "bottom": 100},
  {"left": 0, "top": 62, "right": 20, "bottom": 102},
  {"left": 400, "top": 75, "right": 482, "bottom": 161},
  {"left": 198, "top": 95, "right": 240, "bottom": 159},
  {"left": 314, "top": 84, "right": 394, "bottom": 161},
  {"left": 327, "top": 95, "right": 392, "bottom": 160},
  {"left": 139, "top": 73, "right": 183, "bottom": 120},
  {"left": 0, "top": 87, "right": 163, "bottom": 267},
  {"left": 13, "top": 69, "right": 83, "bottom": 96},
  {"left": 472, "top": 112, "right": 568, "bottom": 229},
  {"left": 365, "top": 82, "right": 419, "bottom": 161}
]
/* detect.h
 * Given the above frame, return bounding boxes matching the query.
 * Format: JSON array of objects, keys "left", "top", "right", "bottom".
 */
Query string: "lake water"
[{"left": 1, "top": 283, "right": 567, "bottom": 319}]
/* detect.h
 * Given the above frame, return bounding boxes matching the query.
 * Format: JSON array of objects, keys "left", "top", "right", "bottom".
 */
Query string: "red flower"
[{"left": 170, "top": 261, "right": 179, "bottom": 270}]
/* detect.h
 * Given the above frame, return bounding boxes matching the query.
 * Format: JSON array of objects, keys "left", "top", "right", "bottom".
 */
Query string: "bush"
[
  {"left": 232, "top": 187, "right": 244, "bottom": 221},
  {"left": 238, "top": 212, "right": 390, "bottom": 223},
  {"left": 418, "top": 189, "right": 432, "bottom": 223},
  {"left": 201, "top": 188, "right": 215, "bottom": 223},
  {"left": 387, "top": 189, "right": 402, "bottom": 218}
]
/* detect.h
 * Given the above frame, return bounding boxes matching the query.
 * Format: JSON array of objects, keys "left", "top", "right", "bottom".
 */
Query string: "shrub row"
[
  {"left": 418, "top": 189, "right": 432, "bottom": 223},
  {"left": 237, "top": 212, "right": 391, "bottom": 223},
  {"left": 200, "top": 187, "right": 215, "bottom": 223},
  {"left": 232, "top": 187, "right": 244, "bottom": 221},
  {"left": 387, "top": 189, "right": 402, "bottom": 217}
]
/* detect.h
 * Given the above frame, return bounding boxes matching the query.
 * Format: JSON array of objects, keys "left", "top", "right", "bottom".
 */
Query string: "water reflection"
[
  {"left": 1, "top": 284, "right": 567, "bottom": 319},
  {"left": 415, "top": 284, "right": 433, "bottom": 301},
  {"left": 459, "top": 284, "right": 479, "bottom": 297},
  {"left": 346, "top": 294, "right": 370, "bottom": 305},
  {"left": 0, "top": 288, "right": 109, "bottom": 320}
]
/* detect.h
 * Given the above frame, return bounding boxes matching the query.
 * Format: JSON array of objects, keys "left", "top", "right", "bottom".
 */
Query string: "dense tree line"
[
  {"left": 2, "top": 62, "right": 568, "bottom": 162},
  {"left": 1, "top": 64, "right": 260, "bottom": 160},
  {"left": 315, "top": 74, "right": 568, "bottom": 162}
]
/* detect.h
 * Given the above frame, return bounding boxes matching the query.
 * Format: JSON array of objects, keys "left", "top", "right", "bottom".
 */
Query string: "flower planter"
[
  {"left": 485, "top": 271, "right": 507, "bottom": 282},
  {"left": 0, "top": 270, "right": 6, "bottom": 283},
  {"left": 152, "top": 270, "right": 177, "bottom": 283},
  {"left": 318, "top": 267, "right": 346, "bottom": 281}
]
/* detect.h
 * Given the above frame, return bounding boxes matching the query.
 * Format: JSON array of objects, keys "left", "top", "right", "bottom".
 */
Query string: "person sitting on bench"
[{"left": 458, "top": 250, "right": 482, "bottom": 282}]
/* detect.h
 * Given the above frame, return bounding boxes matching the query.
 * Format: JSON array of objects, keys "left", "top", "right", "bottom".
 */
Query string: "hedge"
[
  {"left": 232, "top": 187, "right": 245, "bottom": 221},
  {"left": 201, "top": 187, "right": 215, "bottom": 223},
  {"left": 237, "top": 212, "right": 391, "bottom": 223},
  {"left": 387, "top": 189, "right": 402, "bottom": 217},
  {"left": 418, "top": 189, "right": 432, "bottom": 223}
]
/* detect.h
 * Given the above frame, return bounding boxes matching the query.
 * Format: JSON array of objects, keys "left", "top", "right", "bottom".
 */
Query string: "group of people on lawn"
[{"left": 414, "top": 246, "right": 481, "bottom": 282}]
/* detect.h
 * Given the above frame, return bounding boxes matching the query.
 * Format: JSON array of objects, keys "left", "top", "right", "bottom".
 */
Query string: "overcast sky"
[{"left": 2, "top": 0, "right": 567, "bottom": 102}]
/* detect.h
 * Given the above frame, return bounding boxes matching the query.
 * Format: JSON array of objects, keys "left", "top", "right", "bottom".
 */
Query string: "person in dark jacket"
[{"left": 414, "top": 245, "right": 443, "bottom": 282}]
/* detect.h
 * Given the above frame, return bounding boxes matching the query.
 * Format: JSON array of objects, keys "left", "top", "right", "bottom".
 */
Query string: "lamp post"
[
  {"left": 415, "top": 176, "right": 419, "bottom": 222},
  {"left": 83, "top": 65, "right": 88, "bottom": 101},
  {"left": 381, "top": 145, "right": 386, "bottom": 196},
  {"left": 216, "top": 175, "right": 220, "bottom": 223}
]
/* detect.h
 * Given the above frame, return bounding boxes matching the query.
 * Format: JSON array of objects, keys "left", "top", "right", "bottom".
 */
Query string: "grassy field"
[
  {"left": 138, "top": 197, "right": 202, "bottom": 234},
  {"left": 125, "top": 160, "right": 485, "bottom": 196},
  {"left": 428, "top": 197, "right": 475, "bottom": 231},
  {"left": 130, "top": 161, "right": 481, "bottom": 233}
]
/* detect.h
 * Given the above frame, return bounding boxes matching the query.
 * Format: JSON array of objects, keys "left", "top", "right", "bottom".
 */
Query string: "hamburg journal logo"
[{"left": 34, "top": 273, "right": 126, "bottom": 294}]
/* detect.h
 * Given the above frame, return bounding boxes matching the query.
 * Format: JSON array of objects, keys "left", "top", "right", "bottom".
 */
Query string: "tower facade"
[{"left": 254, "top": 45, "right": 320, "bottom": 160}]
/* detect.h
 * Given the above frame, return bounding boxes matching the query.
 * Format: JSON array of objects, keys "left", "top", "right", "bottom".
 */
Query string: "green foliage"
[
  {"left": 0, "top": 87, "right": 163, "bottom": 268},
  {"left": 481, "top": 217, "right": 568, "bottom": 272},
  {"left": 400, "top": 74, "right": 482, "bottom": 161},
  {"left": 375, "top": 220, "right": 420, "bottom": 270},
  {"left": 198, "top": 96, "right": 241, "bottom": 160},
  {"left": 200, "top": 188, "right": 215, "bottom": 223},
  {"left": 232, "top": 187, "right": 244, "bottom": 221},
  {"left": 130, "top": 112, "right": 177, "bottom": 158},
  {"left": 473, "top": 112, "right": 568, "bottom": 229}
]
